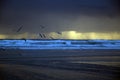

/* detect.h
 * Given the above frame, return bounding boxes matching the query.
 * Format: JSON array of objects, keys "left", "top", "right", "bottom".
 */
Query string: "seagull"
[
  {"left": 39, "top": 33, "right": 43, "bottom": 38},
  {"left": 50, "top": 36, "right": 54, "bottom": 39},
  {"left": 40, "top": 25, "right": 45, "bottom": 29},
  {"left": 16, "top": 25, "right": 23, "bottom": 32},
  {"left": 42, "top": 34, "right": 46, "bottom": 38},
  {"left": 56, "top": 32, "right": 62, "bottom": 35}
]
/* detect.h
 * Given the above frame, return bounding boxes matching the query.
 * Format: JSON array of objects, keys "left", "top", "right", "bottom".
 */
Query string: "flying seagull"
[
  {"left": 42, "top": 34, "right": 46, "bottom": 38},
  {"left": 16, "top": 26, "right": 23, "bottom": 32},
  {"left": 50, "top": 37, "right": 54, "bottom": 39},
  {"left": 40, "top": 25, "right": 45, "bottom": 29},
  {"left": 39, "top": 33, "right": 43, "bottom": 38},
  {"left": 56, "top": 32, "right": 62, "bottom": 35}
]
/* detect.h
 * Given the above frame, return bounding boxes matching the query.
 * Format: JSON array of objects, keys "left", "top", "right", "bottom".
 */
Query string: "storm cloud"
[{"left": 0, "top": 0, "right": 120, "bottom": 35}]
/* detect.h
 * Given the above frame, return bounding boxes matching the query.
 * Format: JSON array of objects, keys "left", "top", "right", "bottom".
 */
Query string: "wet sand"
[{"left": 0, "top": 49, "right": 120, "bottom": 80}]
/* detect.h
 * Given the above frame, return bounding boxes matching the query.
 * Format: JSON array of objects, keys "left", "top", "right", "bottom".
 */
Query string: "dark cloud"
[
  {"left": 1, "top": 0, "right": 119, "bottom": 13},
  {"left": 0, "top": 0, "right": 120, "bottom": 34},
  {"left": 112, "top": 0, "right": 120, "bottom": 11}
]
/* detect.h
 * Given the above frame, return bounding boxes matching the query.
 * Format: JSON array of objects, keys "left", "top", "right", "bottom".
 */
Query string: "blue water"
[{"left": 0, "top": 39, "right": 120, "bottom": 49}]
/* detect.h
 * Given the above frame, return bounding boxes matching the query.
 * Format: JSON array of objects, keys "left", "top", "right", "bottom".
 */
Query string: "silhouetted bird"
[
  {"left": 16, "top": 26, "right": 23, "bottom": 32},
  {"left": 56, "top": 32, "right": 62, "bottom": 35},
  {"left": 39, "top": 33, "right": 43, "bottom": 38},
  {"left": 40, "top": 25, "right": 45, "bottom": 29},
  {"left": 42, "top": 34, "right": 46, "bottom": 38},
  {"left": 50, "top": 37, "right": 54, "bottom": 39}
]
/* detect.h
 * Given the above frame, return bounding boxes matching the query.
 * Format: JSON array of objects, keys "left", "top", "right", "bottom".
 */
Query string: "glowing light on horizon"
[
  {"left": 0, "top": 35, "right": 7, "bottom": 39},
  {"left": 0, "top": 31, "right": 120, "bottom": 40},
  {"left": 68, "top": 31, "right": 78, "bottom": 39}
]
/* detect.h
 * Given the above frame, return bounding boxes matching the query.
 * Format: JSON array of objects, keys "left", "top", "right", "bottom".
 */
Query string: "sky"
[{"left": 0, "top": 0, "right": 120, "bottom": 39}]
